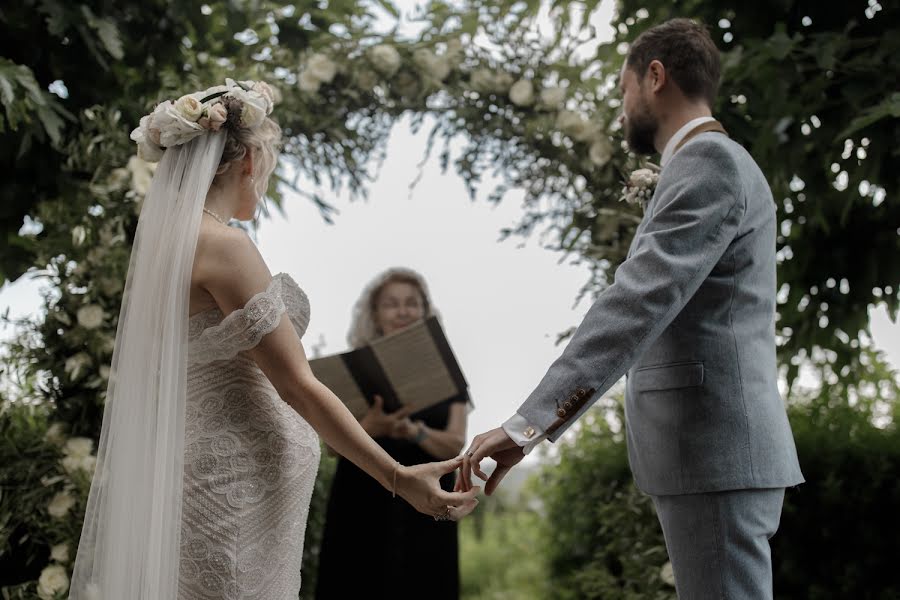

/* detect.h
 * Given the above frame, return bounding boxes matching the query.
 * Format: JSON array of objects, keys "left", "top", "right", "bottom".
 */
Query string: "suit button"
[
  {"left": 556, "top": 408, "right": 567, "bottom": 417},
  {"left": 563, "top": 401, "right": 573, "bottom": 410},
  {"left": 577, "top": 388, "right": 587, "bottom": 397},
  {"left": 569, "top": 395, "right": 579, "bottom": 403}
]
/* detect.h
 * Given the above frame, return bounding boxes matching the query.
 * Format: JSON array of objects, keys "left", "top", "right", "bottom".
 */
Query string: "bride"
[{"left": 68, "top": 79, "right": 479, "bottom": 599}]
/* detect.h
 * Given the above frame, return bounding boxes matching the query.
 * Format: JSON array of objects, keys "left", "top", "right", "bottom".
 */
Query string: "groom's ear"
[{"left": 646, "top": 60, "right": 667, "bottom": 94}]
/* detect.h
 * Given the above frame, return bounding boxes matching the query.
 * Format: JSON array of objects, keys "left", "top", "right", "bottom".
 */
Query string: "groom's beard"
[{"left": 624, "top": 104, "right": 658, "bottom": 156}]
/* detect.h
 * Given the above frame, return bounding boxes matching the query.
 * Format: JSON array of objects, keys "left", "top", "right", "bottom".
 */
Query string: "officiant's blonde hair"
[{"left": 347, "top": 267, "right": 441, "bottom": 348}]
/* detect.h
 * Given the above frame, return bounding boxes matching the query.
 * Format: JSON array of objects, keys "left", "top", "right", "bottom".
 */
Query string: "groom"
[{"left": 459, "top": 18, "right": 804, "bottom": 599}]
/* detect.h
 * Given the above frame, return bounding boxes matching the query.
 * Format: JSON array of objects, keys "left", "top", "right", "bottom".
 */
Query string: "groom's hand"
[{"left": 457, "top": 428, "right": 524, "bottom": 496}]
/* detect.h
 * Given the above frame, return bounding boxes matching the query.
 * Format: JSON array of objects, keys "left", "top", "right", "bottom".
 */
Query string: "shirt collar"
[{"left": 660, "top": 116, "right": 716, "bottom": 167}]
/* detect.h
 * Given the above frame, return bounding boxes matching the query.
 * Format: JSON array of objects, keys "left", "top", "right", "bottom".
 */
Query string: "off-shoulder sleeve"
[{"left": 190, "top": 277, "right": 287, "bottom": 365}]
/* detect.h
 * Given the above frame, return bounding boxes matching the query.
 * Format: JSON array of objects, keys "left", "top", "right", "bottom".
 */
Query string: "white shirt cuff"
[{"left": 502, "top": 413, "right": 548, "bottom": 455}]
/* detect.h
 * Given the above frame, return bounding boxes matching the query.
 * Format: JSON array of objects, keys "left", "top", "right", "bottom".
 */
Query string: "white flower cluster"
[
  {"left": 60, "top": 436, "right": 97, "bottom": 475},
  {"left": 299, "top": 41, "right": 464, "bottom": 98},
  {"left": 298, "top": 53, "right": 338, "bottom": 93},
  {"left": 37, "top": 563, "right": 69, "bottom": 600},
  {"left": 130, "top": 78, "right": 276, "bottom": 162},
  {"left": 294, "top": 43, "right": 618, "bottom": 170},
  {"left": 620, "top": 166, "right": 660, "bottom": 206}
]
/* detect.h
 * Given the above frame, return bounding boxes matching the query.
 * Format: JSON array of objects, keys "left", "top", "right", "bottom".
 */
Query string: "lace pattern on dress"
[{"left": 189, "top": 274, "right": 310, "bottom": 366}]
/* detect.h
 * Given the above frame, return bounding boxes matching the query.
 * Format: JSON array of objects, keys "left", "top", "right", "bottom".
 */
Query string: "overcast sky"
[{"left": 2, "top": 0, "right": 898, "bottom": 463}]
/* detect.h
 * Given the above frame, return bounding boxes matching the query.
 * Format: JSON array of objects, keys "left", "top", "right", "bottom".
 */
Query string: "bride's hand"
[{"left": 395, "top": 457, "right": 481, "bottom": 521}]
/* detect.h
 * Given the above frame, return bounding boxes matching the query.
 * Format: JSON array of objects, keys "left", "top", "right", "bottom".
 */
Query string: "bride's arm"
[{"left": 193, "top": 226, "right": 479, "bottom": 516}]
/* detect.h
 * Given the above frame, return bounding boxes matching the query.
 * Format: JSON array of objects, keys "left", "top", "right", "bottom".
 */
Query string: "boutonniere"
[{"left": 619, "top": 163, "right": 661, "bottom": 211}]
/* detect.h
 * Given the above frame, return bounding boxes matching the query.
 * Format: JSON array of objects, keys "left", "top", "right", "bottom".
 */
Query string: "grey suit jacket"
[{"left": 518, "top": 132, "right": 804, "bottom": 495}]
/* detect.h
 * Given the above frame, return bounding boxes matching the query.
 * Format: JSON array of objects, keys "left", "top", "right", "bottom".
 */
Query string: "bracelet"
[{"left": 411, "top": 423, "right": 428, "bottom": 444}]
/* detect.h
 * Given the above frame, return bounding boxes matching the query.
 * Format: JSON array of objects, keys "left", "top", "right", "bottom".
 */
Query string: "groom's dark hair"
[{"left": 626, "top": 18, "right": 721, "bottom": 107}]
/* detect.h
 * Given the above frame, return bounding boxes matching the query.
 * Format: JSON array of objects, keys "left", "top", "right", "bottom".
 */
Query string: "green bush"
[
  {"left": 0, "top": 402, "right": 90, "bottom": 599},
  {"left": 299, "top": 447, "right": 337, "bottom": 600},
  {"left": 536, "top": 396, "right": 676, "bottom": 600},
  {"left": 533, "top": 391, "right": 900, "bottom": 599},
  {"left": 459, "top": 492, "right": 551, "bottom": 600},
  {"left": 772, "top": 402, "right": 900, "bottom": 599}
]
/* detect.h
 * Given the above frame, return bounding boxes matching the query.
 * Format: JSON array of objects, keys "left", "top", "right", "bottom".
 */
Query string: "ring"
[
  {"left": 465, "top": 450, "right": 474, "bottom": 457},
  {"left": 434, "top": 506, "right": 452, "bottom": 521}
]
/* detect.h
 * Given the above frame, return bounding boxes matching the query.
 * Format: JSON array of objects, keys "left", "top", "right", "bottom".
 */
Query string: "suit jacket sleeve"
[{"left": 518, "top": 139, "right": 746, "bottom": 441}]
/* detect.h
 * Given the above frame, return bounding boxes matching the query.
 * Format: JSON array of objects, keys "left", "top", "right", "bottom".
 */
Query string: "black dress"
[{"left": 315, "top": 394, "right": 469, "bottom": 600}]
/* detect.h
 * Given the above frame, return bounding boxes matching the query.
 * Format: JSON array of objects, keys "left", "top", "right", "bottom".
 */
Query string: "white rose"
[
  {"left": 589, "top": 138, "right": 613, "bottom": 167},
  {"left": 48, "top": 491, "right": 76, "bottom": 518},
  {"left": 369, "top": 44, "right": 401, "bottom": 77},
  {"left": 64, "top": 437, "right": 94, "bottom": 459},
  {"left": 61, "top": 452, "right": 96, "bottom": 475},
  {"left": 413, "top": 49, "right": 451, "bottom": 82},
  {"left": 469, "top": 68, "right": 493, "bottom": 93},
  {"left": 555, "top": 110, "right": 588, "bottom": 137},
  {"left": 630, "top": 168, "right": 658, "bottom": 188},
  {"left": 50, "top": 543, "right": 70, "bottom": 564},
  {"left": 509, "top": 79, "right": 534, "bottom": 106},
  {"left": 556, "top": 110, "right": 602, "bottom": 142},
  {"left": 539, "top": 86, "right": 566, "bottom": 108},
  {"left": 355, "top": 69, "right": 379, "bottom": 91},
  {"left": 240, "top": 97, "right": 266, "bottom": 128},
  {"left": 298, "top": 69, "right": 322, "bottom": 94},
  {"left": 44, "top": 423, "right": 66, "bottom": 445},
  {"left": 174, "top": 94, "right": 203, "bottom": 121},
  {"left": 99, "top": 365, "right": 110, "bottom": 380},
  {"left": 660, "top": 561, "right": 676, "bottom": 587},
  {"left": 306, "top": 53, "right": 337, "bottom": 84},
  {"left": 252, "top": 81, "right": 276, "bottom": 108},
  {"left": 445, "top": 38, "right": 464, "bottom": 63},
  {"left": 64, "top": 353, "right": 91, "bottom": 381},
  {"left": 37, "top": 564, "right": 69, "bottom": 600},
  {"left": 76, "top": 305, "right": 105, "bottom": 330},
  {"left": 71, "top": 226, "right": 86, "bottom": 247},
  {"left": 153, "top": 101, "right": 205, "bottom": 147},
  {"left": 127, "top": 155, "right": 156, "bottom": 196},
  {"left": 492, "top": 72, "right": 514, "bottom": 94},
  {"left": 392, "top": 71, "right": 420, "bottom": 99}
]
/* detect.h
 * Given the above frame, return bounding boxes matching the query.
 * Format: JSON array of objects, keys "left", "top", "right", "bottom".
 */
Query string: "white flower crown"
[{"left": 129, "top": 78, "right": 276, "bottom": 162}]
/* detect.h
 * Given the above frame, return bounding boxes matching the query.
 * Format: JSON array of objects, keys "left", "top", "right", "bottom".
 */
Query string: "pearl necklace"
[{"left": 202, "top": 207, "right": 228, "bottom": 224}]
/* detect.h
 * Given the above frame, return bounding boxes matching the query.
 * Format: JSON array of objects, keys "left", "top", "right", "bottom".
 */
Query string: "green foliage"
[
  {"left": 459, "top": 492, "right": 551, "bottom": 600},
  {"left": 0, "top": 402, "right": 90, "bottom": 596},
  {"left": 607, "top": 0, "right": 900, "bottom": 383},
  {"left": 773, "top": 401, "right": 900, "bottom": 599},
  {"left": 535, "top": 395, "right": 676, "bottom": 600},
  {"left": 533, "top": 362, "right": 900, "bottom": 599},
  {"left": 299, "top": 447, "right": 337, "bottom": 600}
]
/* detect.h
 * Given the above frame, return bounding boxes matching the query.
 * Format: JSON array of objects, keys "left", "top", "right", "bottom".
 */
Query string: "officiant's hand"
[
  {"left": 396, "top": 457, "right": 481, "bottom": 521},
  {"left": 456, "top": 427, "right": 524, "bottom": 495},
  {"left": 391, "top": 417, "right": 421, "bottom": 441},
  {"left": 360, "top": 395, "right": 414, "bottom": 438}
]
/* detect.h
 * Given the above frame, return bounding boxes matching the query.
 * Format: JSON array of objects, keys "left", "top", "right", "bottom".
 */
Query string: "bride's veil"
[{"left": 70, "top": 131, "right": 226, "bottom": 599}]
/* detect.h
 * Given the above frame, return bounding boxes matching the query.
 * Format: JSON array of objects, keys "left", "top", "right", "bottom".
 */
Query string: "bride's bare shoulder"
[{"left": 193, "top": 221, "right": 268, "bottom": 291}]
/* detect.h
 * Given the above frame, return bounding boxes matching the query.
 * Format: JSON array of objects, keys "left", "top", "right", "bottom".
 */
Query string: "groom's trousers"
[{"left": 651, "top": 488, "right": 785, "bottom": 600}]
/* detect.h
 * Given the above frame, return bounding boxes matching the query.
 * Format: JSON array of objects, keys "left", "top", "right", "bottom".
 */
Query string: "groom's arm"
[{"left": 514, "top": 139, "right": 746, "bottom": 444}]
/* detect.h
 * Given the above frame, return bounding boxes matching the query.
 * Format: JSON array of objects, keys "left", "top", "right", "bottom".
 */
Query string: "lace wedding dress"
[{"left": 179, "top": 273, "right": 320, "bottom": 599}]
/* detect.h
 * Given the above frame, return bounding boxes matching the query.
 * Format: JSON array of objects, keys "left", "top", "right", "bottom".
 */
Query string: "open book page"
[
  {"left": 308, "top": 355, "right": 370, "bottom": 419},
  {"left": 370, "top": 322, "right": 459, "bottom": 413}
]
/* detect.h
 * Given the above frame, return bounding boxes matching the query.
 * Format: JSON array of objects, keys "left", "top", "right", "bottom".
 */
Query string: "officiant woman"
[{"left": 315, "top": 267, "right": 471, "bottom": 600}]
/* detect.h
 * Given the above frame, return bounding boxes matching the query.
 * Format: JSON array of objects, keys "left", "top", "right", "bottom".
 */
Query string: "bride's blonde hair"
[{"left": 213, "top": 115, "right": 282, "bottom": 199}]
